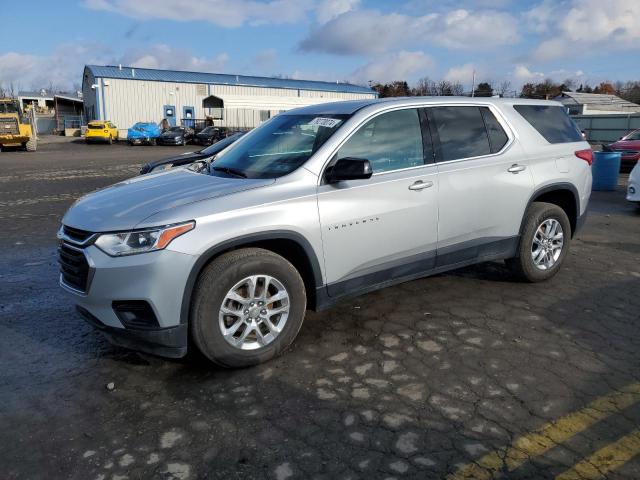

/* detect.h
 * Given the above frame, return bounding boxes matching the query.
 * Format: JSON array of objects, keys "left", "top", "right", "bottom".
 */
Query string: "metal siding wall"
[{"left": 101, "top": 78, "right": 376, "bottom": 129}]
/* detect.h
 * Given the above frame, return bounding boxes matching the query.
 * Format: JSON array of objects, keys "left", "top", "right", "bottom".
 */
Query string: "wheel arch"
[
  {"left": 521, "top": 183, "right": 580, "bottom": 238},
  {"left": 180, "top": 231, "right": 324, "bottom": 325}
]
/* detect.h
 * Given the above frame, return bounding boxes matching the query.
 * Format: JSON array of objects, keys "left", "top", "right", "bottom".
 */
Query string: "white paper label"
[{"left": 308, "top": 117, "right": 341, "bottom": 128}]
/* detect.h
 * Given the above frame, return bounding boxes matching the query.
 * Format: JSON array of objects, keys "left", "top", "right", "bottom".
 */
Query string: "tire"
[
  {"left": 151, "top": 138, "right": 157, "bottom": 146},
  {"left": 25, "top": 137, "right": 37, "bottom": 152},
  {"left": 190, "top": 248, "right": 307, "bottom": 368},
  {"left": 506, "top": 202, "right": 571, "bottom": 282}
]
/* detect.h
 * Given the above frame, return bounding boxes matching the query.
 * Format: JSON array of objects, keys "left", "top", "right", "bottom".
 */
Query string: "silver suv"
[{"left": 59, "top": 97, "right": 592, "bottom": 367}]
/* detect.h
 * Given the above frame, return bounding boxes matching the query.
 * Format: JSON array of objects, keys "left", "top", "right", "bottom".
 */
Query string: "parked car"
[
  {"left": 58, "top": 98, "right": 592, "bottom": 367},
  {"left": 140, "top": 132, "right": 246, "bottom": 174},
  {"left": 194, "top": 126, "right": 225, "bottom": 146},
  {"left": 627, "top": 161, "right": 640, "bottom": 207},
  {"left": 603, "top": 129, "right": 640, "bottom": 170},
  {"left": 127, "top": 122, "right": 161, "bottom": 145},
  {"left": 85, "top": 121, "right": 118, "bottom": 144},
  {"left": 157, "top": 126, "right": 194, "bottom": 145}
]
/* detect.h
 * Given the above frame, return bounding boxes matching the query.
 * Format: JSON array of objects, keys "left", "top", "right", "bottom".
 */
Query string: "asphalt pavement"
[{"left": 1, "top": 140, "right": 639, "bottom": 480}]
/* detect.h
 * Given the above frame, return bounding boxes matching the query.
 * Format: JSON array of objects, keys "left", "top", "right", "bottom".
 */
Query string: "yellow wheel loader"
[{"left": 0, "top": 98, "right": 37, "bottom": 152}]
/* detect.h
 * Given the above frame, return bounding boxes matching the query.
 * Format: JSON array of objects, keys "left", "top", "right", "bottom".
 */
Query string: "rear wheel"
[
  {"left": 190, "top": 248, "right": 307, "bottom": 368},
  {"left": 507, "top": 202, "right": 571, "bottom": 282},
  {"left": 25, "top": 137, "right": 37, "bottom": 152}
]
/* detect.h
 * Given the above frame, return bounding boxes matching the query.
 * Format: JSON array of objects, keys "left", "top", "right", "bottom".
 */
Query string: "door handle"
[
  {"left": 408, "top": 180, "right": 434, "bottom": 191},
  {"left": 507, "top": 164, "right": 526, "bottom": 173}
]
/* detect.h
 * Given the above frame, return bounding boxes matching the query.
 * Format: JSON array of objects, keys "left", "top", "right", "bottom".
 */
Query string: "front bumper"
[
  {"left": 158, "top": 137, "right": 183, "bottom": 145},
  {"left": 128, "top": 136, "right": 152, "bottom": 145},
  {"left": 60, "top": 245, "right": 196, "bottom": 357},
  {"left": 627, "top": 179, "right": 640, "bottom": 203}
]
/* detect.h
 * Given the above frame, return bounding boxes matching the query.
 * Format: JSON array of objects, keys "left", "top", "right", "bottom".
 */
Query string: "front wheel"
[
  {"left": 190, "top": 248, "right": 307, "bottom": 368},
  {"left": 507, "top": 202, "right": 571, "bottom": 282},
  {"left": 25, "top": 137, "right": 37, "bottom": 152}
]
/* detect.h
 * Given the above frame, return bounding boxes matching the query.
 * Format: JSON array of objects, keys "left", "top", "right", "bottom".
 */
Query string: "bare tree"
[
  {"left": 450, "top": 81, "right": 464, "bottom": 96},
  {"left": 497, "top": 80, "right": 512, "bottom": 97}
]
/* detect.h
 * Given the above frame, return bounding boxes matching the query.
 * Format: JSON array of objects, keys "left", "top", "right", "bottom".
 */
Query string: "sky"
[{"left": 1, "top": 0, "right": 640, "bottom": 93}]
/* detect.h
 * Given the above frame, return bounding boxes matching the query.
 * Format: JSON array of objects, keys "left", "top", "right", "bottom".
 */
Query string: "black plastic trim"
[
  {"left": 521, "top": 182, "right": 580, "bottom": 238},
  {"left": 77, "top": 306, "right": 187, "bottom": 358},
  {"left": 316, "top": 236, "right": 518, "bottom": 310},
  {"left": 179, "top": 231, "right": 324, "bottom": 323}
]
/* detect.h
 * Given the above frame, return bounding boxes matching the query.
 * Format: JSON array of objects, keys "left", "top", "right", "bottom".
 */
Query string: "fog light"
[
  {"left": 630, "top": 186, "right": 636, "bottom": 195},
  {"left": 112, "top": 300, "right": 159, "bottom": 329}
]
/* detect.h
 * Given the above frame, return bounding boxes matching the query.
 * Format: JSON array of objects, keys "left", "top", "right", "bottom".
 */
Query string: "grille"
[
  {"left": 62, "top": 225, "right": 94, "bottom": 244},
  {"left": 58, "top": 243, "right": 90, "bottom": 292},
  {"left": 0, "top": 118, "right": 19, "bottom": 135}
]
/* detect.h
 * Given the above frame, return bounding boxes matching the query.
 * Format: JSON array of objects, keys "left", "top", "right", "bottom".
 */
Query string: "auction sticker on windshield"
[{"left": 308, "top": 117, "right": 342, "bottom": 128}]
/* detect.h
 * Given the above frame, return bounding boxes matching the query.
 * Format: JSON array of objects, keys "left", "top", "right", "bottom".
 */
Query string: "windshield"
[
  {"left": 0, "top": 102, "right": 19, "bottom": 114},
  {"left": 211, "top": 114, "right": 349, "bottom": 179},
  {"left": 623, "top": 130, "right": 640, "bottom": 141},
  {"left": 200, "top": 127, "right": 215, "bottom": 134},
  {"left": 201, "top": 132, "right": 245, "bottom": 155},
  {"left": 168, "top": 127, "right": 183, "bottom": 132}
]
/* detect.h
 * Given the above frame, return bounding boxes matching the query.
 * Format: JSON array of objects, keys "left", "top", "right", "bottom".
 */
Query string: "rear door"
[
  {"left": 429, "top": 105, "right": 534, "bottom": 266},
  {"left": 317, "top": 107, "right": 439, "bottom": 297}
]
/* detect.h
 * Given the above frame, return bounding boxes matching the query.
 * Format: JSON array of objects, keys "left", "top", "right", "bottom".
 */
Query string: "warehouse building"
[{"left": 81, "top": 65, "right": 376, "bottom": 133}]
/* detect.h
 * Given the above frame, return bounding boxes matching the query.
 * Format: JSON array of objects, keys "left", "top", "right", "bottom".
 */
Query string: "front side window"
[
  {"left": 430, "top": 106, "right": 491, "bottom": 161},
  {"left": 337, "top": 109, "right": 424, "bottom": 173},
  {"left": 212, "top": 114, "right": 348, "bottom": 179}
]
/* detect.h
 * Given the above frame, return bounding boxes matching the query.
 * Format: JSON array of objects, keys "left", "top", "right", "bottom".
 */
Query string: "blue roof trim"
[{"left": 85, "top": 65, "right": 374, "bottom": 95}]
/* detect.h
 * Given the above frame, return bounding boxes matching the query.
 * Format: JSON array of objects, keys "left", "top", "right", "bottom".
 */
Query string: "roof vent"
[
  {"left": 118, "top": 64, "right": 122, "bottom": 70},
  {"left": 131, "top": 68, "right": 135, "bottom": 78}
]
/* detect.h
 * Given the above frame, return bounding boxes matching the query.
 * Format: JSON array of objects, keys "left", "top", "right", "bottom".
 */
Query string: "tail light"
[{"left": 575, "top": 149, "right": 593, "bottom": 166}]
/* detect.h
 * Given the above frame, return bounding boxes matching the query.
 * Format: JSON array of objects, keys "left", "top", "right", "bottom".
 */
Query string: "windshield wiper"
[{"left": 211, "top": 166, "right": 247, "bottom": 178}]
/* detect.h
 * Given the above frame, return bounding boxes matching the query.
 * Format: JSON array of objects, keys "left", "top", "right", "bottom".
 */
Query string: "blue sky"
[{"left": 1, "top": 0, "right": 639, "bottom": 93}]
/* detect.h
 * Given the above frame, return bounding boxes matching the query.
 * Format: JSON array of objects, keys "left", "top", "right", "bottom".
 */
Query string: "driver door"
[{"left": 317, "top": 108, "right": 439, "bottom": 297}]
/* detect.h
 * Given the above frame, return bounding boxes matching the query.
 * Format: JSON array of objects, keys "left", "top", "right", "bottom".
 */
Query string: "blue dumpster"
[{"left": 592, "top": 151, "right": 621, "bottom": 191}]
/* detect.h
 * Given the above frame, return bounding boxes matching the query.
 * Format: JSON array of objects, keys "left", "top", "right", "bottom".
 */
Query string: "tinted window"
[
  {"left": 431, "top": 106, "right": 490, "bottom": 161},
  {"left": 480, "top": 107, "right": 509, "bottom": 153},
  {"left": 337, "top": 109, "right": 424, "bottom": 173},
  {"left": 514, "top": 105, "right": 583, "bottom": 143}
]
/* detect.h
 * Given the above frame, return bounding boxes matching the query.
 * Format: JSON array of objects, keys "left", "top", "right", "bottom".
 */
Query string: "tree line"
[{"left": 370, "top": 77, "right": 640, "bottom": 104}]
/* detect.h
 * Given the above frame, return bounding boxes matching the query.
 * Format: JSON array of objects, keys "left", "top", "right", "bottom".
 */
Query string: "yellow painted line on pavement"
[
  {"left": 448, "top": 383, "right": 640, "bottom": 480},
  {"left": 555, "top": 429, "right": 640, "bottom": 480}
]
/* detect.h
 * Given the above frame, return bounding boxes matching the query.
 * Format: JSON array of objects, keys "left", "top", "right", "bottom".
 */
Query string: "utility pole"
[{"left": 471, "top": 69, "right": 476, "bottom": 97}]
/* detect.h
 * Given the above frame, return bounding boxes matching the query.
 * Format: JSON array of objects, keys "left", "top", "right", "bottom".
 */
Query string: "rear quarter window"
[{"left": 513, "top": 105, "right": 583, "bottom": 144}]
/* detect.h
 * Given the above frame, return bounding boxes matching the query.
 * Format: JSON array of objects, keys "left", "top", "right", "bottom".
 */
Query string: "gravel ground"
[{"left": 1, "top": 141, "right": 639, "bottom": 480}]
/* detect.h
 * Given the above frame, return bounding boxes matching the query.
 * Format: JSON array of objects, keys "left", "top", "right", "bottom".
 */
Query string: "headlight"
[{"left": 94, "top": 221, "right": 195, "bottom": 256}]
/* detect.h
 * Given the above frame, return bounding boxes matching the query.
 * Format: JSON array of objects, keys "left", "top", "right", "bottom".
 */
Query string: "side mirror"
[{"left": 325, "top": 157, "right": 373, "bottom": 183}]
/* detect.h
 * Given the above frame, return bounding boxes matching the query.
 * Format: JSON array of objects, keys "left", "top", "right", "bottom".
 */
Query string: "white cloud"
[
  {"left": 300, "top": 8, "right": 519, "bottom": 55},
  {"left": 315, "top": 0, "right": 360, "bottom": 23},
  {"left": 0, "top": 44, "right": 231, "bottom": 91},
  {"left": 348, "top": 50, "right": 434, "bottom": 84},
  {"left": 529, "top": 0, "right": 640, "bottom": 61},
  {"left": 82, "top": 0, "right": 314, "bottom": 27},
  {"left": 122, "top": 45, "right": 230, "bottom": 72},
  {"left": 443, "top": 63, "right": 477, "bottom": 85},
  {"left": 513, "top": 65, "right": 545, "bottom": 83}
]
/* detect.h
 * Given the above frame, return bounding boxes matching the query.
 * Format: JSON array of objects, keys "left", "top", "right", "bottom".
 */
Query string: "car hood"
[{"left": 62, "top": 169, "right": 274, "bottom": 232}]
